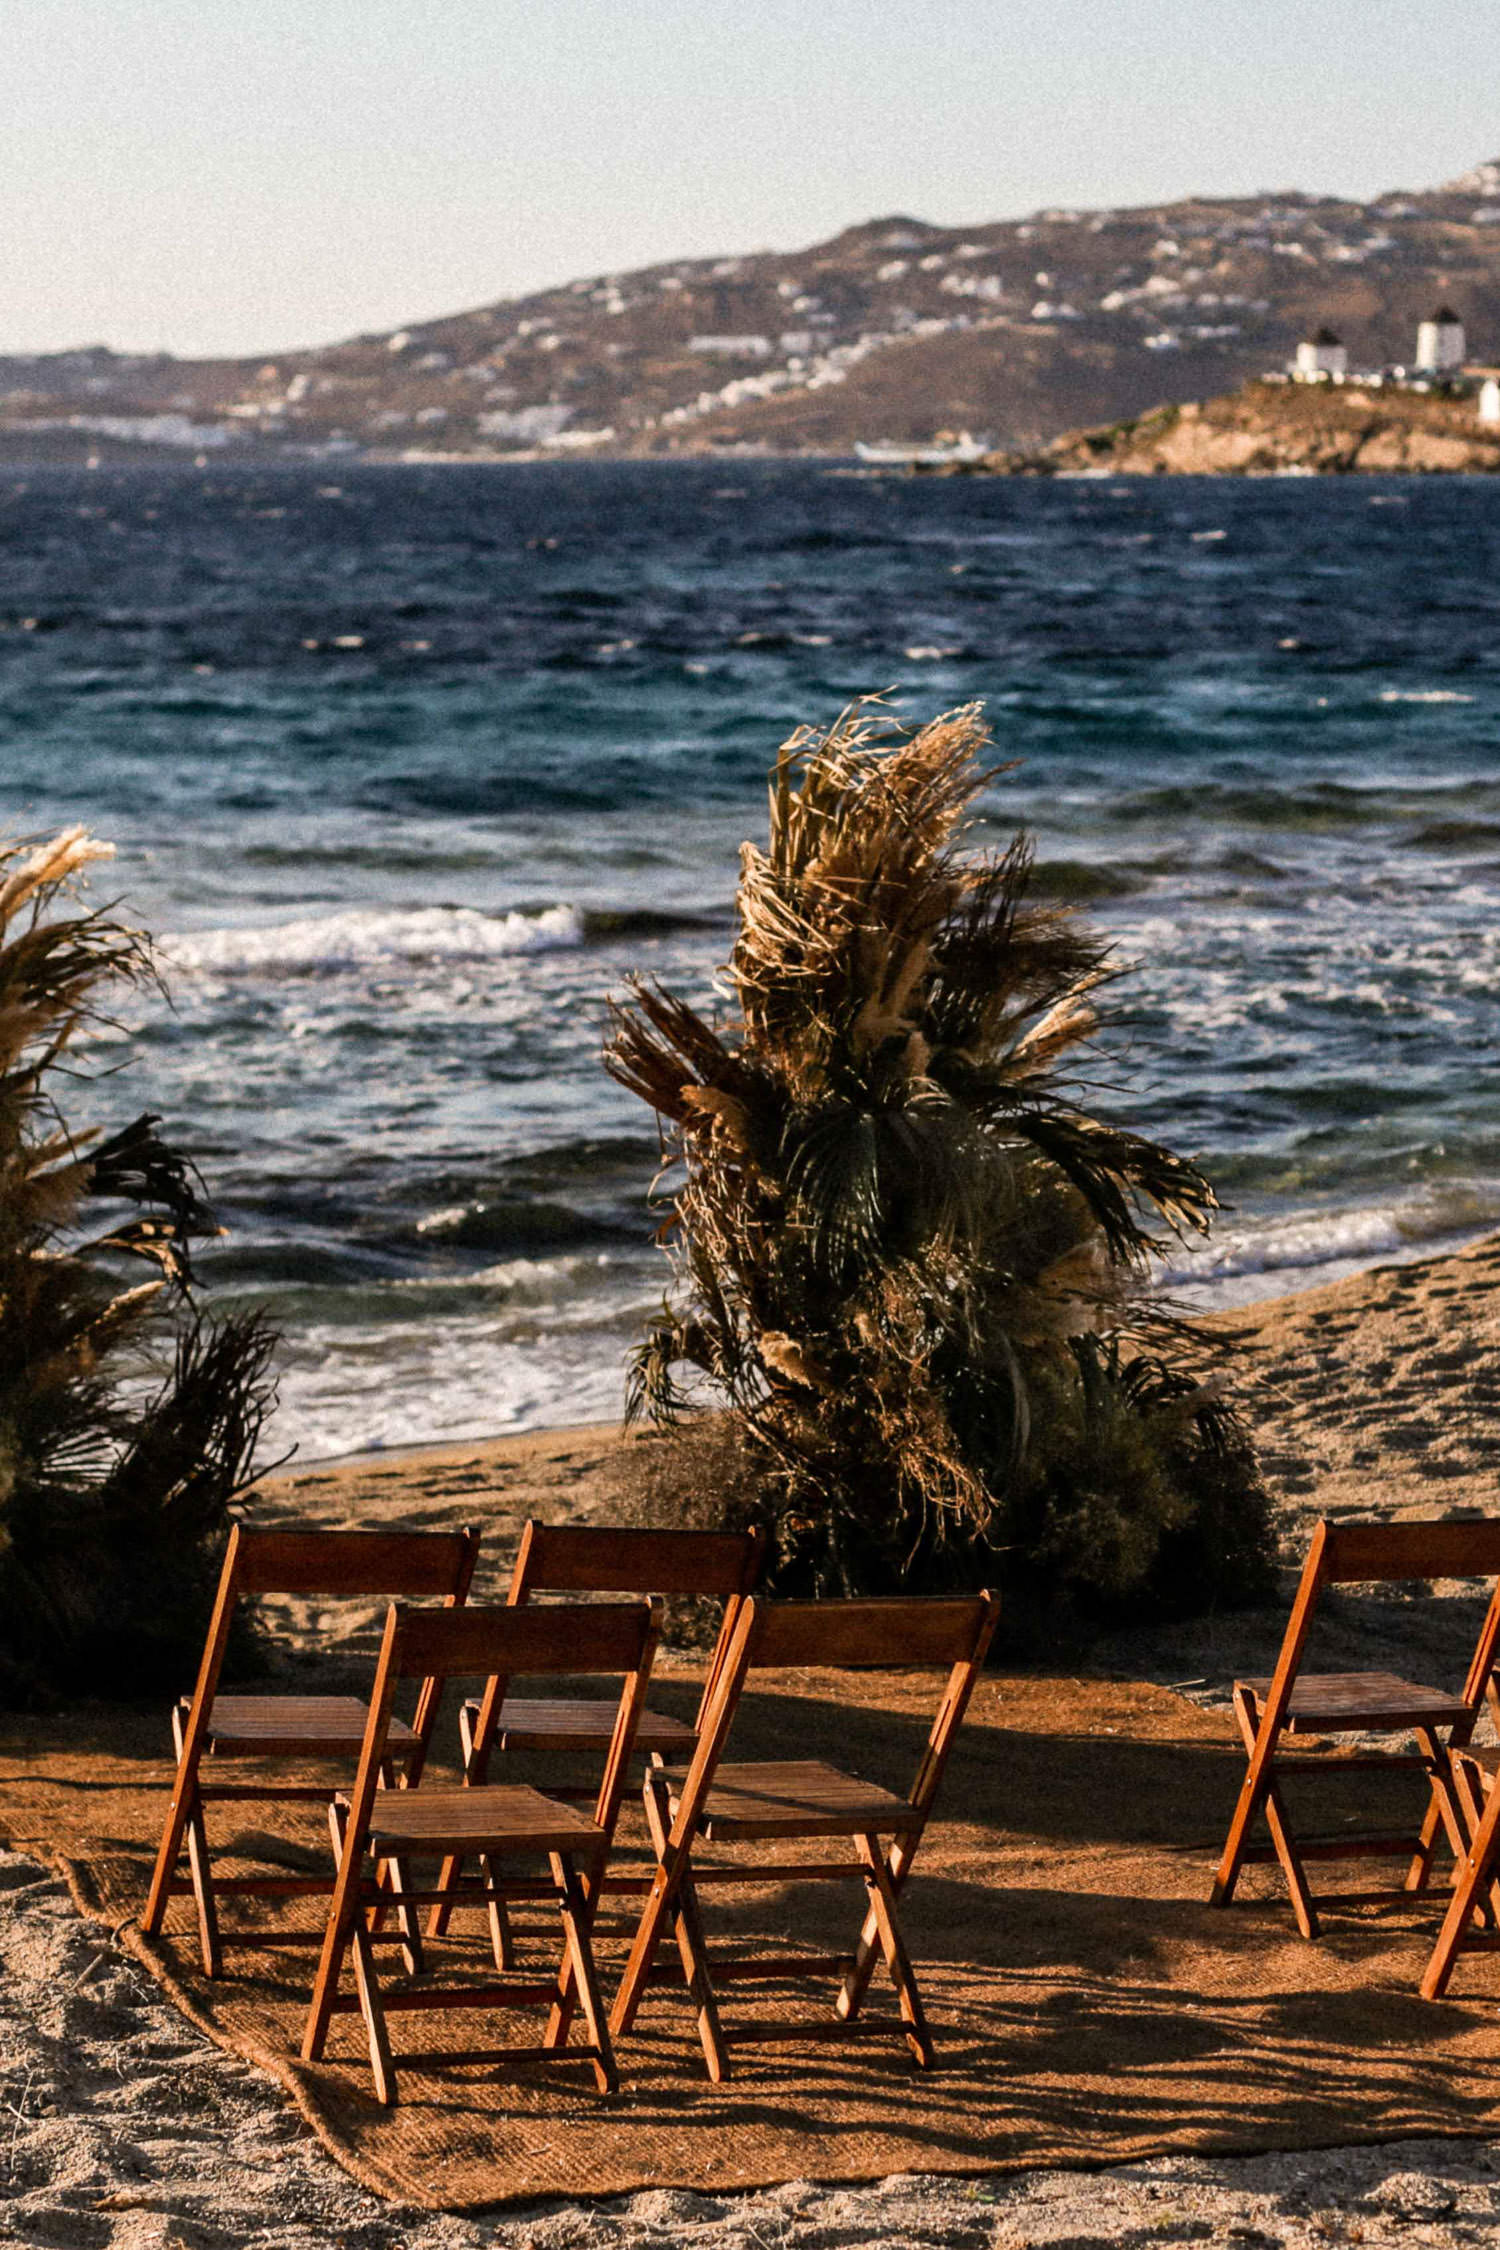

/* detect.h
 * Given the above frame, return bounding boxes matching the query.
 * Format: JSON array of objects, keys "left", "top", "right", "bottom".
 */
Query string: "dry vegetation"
[
  {"left": 606, "top": 703, "right": 1272, "bottom": 1622},
  {"left": 0, "top": 829, "right": 277, "bottom": 1703}
]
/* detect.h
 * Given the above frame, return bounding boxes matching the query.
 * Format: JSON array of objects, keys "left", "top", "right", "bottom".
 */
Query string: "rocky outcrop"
[{"left": 976, "top": 380, "right": 1500, "bottom": 475}]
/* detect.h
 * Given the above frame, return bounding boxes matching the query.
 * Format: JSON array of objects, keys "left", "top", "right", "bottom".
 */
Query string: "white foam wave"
[
  {"left": 267, "top": 1312, "right": 632, "bottom": 1461},
  {"left": 1164, "top": 1206, "right": 1410, "bottom": 1288},
  {"left": 1378, "top": 690, "right": 1474, "bottom": 705},
  {"left": 166, "top": 902, "right": 584, "bottom": 977},
  {"left": 1163, "top": 1189, "right": 1500, "bottom": 1309}
]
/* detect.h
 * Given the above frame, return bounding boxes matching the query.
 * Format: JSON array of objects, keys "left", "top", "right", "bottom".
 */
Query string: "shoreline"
[{"left": 261, "top": 1225, "right": 1500, "bottom": 1509}]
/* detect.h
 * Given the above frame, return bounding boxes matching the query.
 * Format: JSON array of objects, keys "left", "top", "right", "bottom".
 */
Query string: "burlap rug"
[{"left": 5, "top": 1668, "right": 1500, "bottom": 2212}]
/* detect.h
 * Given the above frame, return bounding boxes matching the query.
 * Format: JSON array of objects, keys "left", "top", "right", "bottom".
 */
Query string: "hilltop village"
[{"left": 4, "top": 156, "right": 1500, "bottom": 461}]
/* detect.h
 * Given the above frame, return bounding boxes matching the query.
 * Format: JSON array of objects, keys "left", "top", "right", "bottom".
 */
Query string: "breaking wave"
[{"left": 166, "top": 902, "right": 585, "bottom": 976}]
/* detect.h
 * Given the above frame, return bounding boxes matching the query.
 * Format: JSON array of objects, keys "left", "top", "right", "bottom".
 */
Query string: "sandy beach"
[{"left": 6, "top": 1230, "right": 1500, "bottom": 2244}]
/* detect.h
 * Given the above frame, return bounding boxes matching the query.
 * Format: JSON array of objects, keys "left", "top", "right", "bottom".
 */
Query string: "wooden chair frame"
[
  {"left": 1423, "top": 1751, "right": 1500, "bottom": 1999},
  {"left": 609, "top": 1589, "right": 1000, "bottom": 2083},
  {"left": 430, "top": 1521, "right": 765, "bottom": 1947},
  {"left": 301, "top": 1597, "right": 662, "bottom": 2104},
  {"left": 1211, "top": 1517, "right": 1500, "bottom": 1939},
  {"left": 143, "top": 1524, "right": 480, "bottom": 1976}
]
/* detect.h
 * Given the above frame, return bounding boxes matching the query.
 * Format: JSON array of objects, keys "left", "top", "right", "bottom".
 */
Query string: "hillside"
[
  {"left": 4, "top": 156, "right": 1500, "bottom": 461},
  {"left": 975, "top": 375, "right": 1500, "bottom": 475}
]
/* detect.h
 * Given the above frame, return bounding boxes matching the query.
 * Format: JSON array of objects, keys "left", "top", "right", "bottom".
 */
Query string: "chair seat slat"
[
  {"left": 677, "top": 1758, "right": 918, "bottom": 1841},
  {"left": 481, "top": 1696, "right": 696, "bottom": 1754},
  {"left": 358, "top": 1781, "right": 610, "bottom": 1853},
  {"left": 206, "top": 1695, "right": 420, "bottom": 1752},
  {"left": 1239, "top": 1671, "right": 1471, "bottom": 1732}
]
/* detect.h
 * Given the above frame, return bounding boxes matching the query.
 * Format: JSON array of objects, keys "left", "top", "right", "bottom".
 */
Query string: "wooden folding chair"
[
  {"left": 144, "top": 1524, "right": 480, "bottom": 1976},
  {"left": 1211, "top": 1517, "right": 1500, "bottom": 1939},
  {"left": 609, "top": 1589, "right": 1000, "bottom": 2083},
  {"left": 302, "top": 1597, "right": 662, "bottom": 2105},
  {"left": 1423, "top": 1749, "right": 1500, "bottom": 1998},
  {"left": 430, "top": 1521, "right": 765, "bottom": 1946}
]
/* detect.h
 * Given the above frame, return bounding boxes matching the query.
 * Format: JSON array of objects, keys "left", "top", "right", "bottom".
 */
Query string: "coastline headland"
[{"left": 963, "top": 375, "right": 1500, "bottom": 476}]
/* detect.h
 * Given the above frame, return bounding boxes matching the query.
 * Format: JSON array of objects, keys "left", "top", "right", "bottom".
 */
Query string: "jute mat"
[{"left": 5, "top": 1670, "right": 1500, "bottom": 2212}]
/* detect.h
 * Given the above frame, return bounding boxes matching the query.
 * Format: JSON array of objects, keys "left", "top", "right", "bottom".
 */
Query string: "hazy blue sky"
[{"left": 9, "top": 0, "right": 1499, "bottom": 357}]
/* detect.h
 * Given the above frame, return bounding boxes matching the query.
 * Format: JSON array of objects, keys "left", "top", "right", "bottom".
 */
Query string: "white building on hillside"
[
  {"left": 1480, "top": 376, "right": 1500, "bottom": 424},
  {"left": 1294, "top": 327, "right": 1347, "bottom": 379},
  {"left": 1415, "top": 306, "right": 1466, "bottom": 371}
]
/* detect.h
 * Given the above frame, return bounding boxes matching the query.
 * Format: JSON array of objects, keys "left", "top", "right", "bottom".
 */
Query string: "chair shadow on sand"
[{"left": 6, "top": 1658, "right": 1500, "bottom": 2207}]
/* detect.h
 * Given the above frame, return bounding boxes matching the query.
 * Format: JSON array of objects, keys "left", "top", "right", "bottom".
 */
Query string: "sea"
[{"left": 2, "top": 459, "right": 1497, "bottom": 1464}]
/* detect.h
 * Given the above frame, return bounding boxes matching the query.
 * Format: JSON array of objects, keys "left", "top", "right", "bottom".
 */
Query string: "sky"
[{"left": 7, "top": 0, "right": 1500, "bottom": 359}]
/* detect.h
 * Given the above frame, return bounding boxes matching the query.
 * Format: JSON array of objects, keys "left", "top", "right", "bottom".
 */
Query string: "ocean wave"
[
  {"left": 1162, "top": 1187, "right": 1500, "bottom": 1296},
  {"left": 412, "top": 1196, "right": 637, "bottom": 1253},
  {"left": 166, "top": 902, "right": 585, "bottom": 976},
  {"left": 1029, "top": 858, "right": 1145, "bottom": 902},
  {"left": 1378, "top": 690, "right": 1475, "bottom": 705},
  {"left": 1165, "top": 1206, "right": 1413, "bottom": 1286},
  {"left": 1410, "top": 818, "right": 1500, "bottom": 852},
  {"left": 267, "top": 1312, "right": 634, "bottom": 1461}
]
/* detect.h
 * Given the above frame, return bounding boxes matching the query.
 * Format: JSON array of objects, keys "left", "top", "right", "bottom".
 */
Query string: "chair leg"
[
  {"left": 635, "top": 1766, "right": 728, "bottom": 2081},
  {"left": 1404, "top": 1729, "right": 1469, "bottom": 1898},
  {"left": 671, "top": 1867, "right": 730, "bottom": 2083},
  {"left": 143, "top": 1704, "right": 200, "bottom": 1945},
  {"left": 838, "top": 1829, "right": 918, "bottom": 2019},
  {"left": 351, "top": 1915, "right": 397, "bottom": 2106},
  {"left": 1449, "top": 1754, "right": 1500, "bottom": 1929},
  {"left": 1213, "top": 1692, "right": 1318, "bottom": 1937},
  {"left": 550, "top": 1854, "right": 618, "bottom": 2095},
  {"left": 610, "top": 1774, "right": 683, "bottom": 2042},
  {"left": 482, "top": 1854, "right": 516, "bottom": 1971},
  {"left": 1406, "top": 1790, "right": 1447, "bottom": 1895},
  {"left": 168, "top": 1705, "right": 223, "bottom": 1977},
  {"left": 379, "top": 1855, "right": 426, "bottom": 1978},
  {"left": 429, "top": 1704, "right": 479, "bottom": 1939},
  {"left": 1259, "top": 1776, "right": 1320, "bottom": 1940},
  {"left": 428, "top": 1854, "right": 464, "bottom": 1940},
  {"left": 1211, "top": 1689, "right": 1276, "bottom": 1912},
  {"left": 367, "top": 1761, "right": 425, "bottom": 1972},
  {"left": 304, "top": 1801, "right": 359, "bottom": 2065},
  {"left": 1424, "top": 1777, "right": 1500, "bottom": 2000},
  {"left": 844, "top": 1835, "right": 934, "bottom": 2068}
]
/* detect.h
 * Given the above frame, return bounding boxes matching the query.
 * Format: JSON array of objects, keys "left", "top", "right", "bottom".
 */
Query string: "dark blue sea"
[{"left": 3, "top": 458, "right": 1498, "bottom": 1459}]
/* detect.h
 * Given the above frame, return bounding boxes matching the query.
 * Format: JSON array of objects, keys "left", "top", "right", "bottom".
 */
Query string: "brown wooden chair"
[
  {"left": 1211, "top": 1517, "right": 1500, "bottom": 1939},
  {"left": 144, "top": 1524, "right": 480, "bottom": 1976},
  {"left": 1422, "top": 1750, "right": 1500, "bottom": 1999},
  {"left": 301, "top": 1596, "right": 662, "bottom": 2105},
  {"left": 608, "top": 1589, "right": 1000, "bottom": 2082},
  {"left": 430, "top": 1521, "right": 765, "bottom": 1946}
]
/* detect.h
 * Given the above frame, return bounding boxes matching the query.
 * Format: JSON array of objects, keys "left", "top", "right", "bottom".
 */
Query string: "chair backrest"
[
  {"left": 499, "top": 1519, "right": 766, "bottom": 1733},
  {"left": 230, "top": 1525, "right": 481, "bottom": 1599},
  {"left": 509, "top": 1522, "right": 766, "bottom": 1602},
  {"left": 1259, "top": 1516, "right": 1500, "bottom": 1730},
  {"left": 1320, "top": 1518, "right": 1500, "bottom": 1586},
  {"left": 744, "top": 1594, "right": 997, "bottom": 1672},
  {"left": 359, "top": 1598, "right": 663, "bottom": 1840},
  {"left": 178, "top": 1522, "right": 481, "bottom": 1776},
  {"left": 662, "top": 1590, "right": 1000, "bottom": 1861}
]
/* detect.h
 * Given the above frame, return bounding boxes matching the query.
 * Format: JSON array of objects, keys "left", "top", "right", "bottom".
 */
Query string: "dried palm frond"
[
  {"left": 0, "top": 829, "right": 281, "bottom": 1703},
  {"left": 605, "top": 702, "right": 1270, "bottom": 1617}
]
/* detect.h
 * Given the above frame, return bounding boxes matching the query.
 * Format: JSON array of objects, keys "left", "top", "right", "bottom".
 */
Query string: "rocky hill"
[
  {"left": 976, "top": 375, "right": 1500, "bottom": 476},
  {"left": 5, "top": 156, "right": 1500, "bottom": 461}
]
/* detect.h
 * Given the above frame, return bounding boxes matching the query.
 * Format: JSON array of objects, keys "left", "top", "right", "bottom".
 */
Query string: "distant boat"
[{"left": 853, "top": 433, "right": 990, "bottom": 466}]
